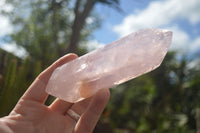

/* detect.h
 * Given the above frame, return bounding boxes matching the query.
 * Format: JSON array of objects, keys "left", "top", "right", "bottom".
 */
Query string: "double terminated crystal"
[{"left": 46, "top": 28, "right": 173, "bottom": 103}]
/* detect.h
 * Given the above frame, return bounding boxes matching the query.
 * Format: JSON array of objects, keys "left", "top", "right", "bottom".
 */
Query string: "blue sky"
[
  {"left": 0, "top": 0, "right": 200, "bottom": 57},
  {"left": 91, "top": 0, "right": 200, "bottom": 56},
  {"left": 93, "top": 0, "right": 157, "bottom": 44}
]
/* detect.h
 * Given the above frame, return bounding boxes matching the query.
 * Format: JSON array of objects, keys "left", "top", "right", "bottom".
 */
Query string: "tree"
[
  {"left": 0, "top": 0, "right": 121, "bottom": 120},
  {"left": 105, "top": 52, "right": 200, "bottom": 132},
  {"left": 3, "top": 0, "right": 120, "bottom": 67},
  {"left": 67, "top": 0, "right": 120, "bottom": 53}
]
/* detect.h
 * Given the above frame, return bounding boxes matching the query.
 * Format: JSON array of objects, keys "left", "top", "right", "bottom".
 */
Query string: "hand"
[{"left": 0, "top": 54, "right": 110, "bottom": 133}]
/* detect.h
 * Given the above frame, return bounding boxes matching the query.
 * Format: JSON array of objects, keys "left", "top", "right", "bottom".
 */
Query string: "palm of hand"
[
  {"left": 2, "top": 54, "right": 110, "bottom": 133},
  {"left": 10, "top": 99, "right": 74, "bottom": 133}
]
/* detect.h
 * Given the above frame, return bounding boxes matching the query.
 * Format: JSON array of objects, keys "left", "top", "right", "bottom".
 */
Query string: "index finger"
[{"left": 21, "top": 53, "right": 78, "bottom": 103}]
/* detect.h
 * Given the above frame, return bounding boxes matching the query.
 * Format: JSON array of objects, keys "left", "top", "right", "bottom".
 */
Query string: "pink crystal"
[{"left": 46, "top": 28, "right": 173, "bottom": 103}]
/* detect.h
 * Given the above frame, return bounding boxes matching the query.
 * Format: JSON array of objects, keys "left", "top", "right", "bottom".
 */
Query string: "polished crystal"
[{"left": 46, "top": 28, "right": 173, "bottom": 103}]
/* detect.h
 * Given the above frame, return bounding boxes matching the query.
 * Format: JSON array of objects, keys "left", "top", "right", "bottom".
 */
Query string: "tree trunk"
[
  {"left": 67, "top": 0, "right": 96, "bottom": 53},
  {"left": 67, "top": 15, "right": 82, "bottom": 53}
]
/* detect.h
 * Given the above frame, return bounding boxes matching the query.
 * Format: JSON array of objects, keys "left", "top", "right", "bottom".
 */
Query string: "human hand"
[{"left": 0, "top": 54, "right": 110, "bottom": 133}]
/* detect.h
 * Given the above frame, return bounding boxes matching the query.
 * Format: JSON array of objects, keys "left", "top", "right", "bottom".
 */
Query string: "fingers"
[
  {"left": 49, "top": 94, "right": 92, "bottom": 115},
  {"left": 21, "top": 53, "right": 78, "bottom": 103},
  {"left": 74, "top": 88, "right": 110, "bottom": 133},
  {"left": 49, "top": 99, "right": 73, "bottom": 114},
  {"left": 38, "top": 53, "right": 78, "bottom": 85},
  {"left": 70, "top": 97, "right": 92, "bottom": 115}
]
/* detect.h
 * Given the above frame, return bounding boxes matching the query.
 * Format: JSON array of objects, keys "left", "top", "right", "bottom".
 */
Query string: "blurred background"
[{"left": 0, "top": 0, "right": 200, "bottom": 132}]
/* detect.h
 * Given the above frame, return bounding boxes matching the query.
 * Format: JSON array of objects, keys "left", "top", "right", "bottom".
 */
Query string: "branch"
[
  {"left": 80, "top": 0, "right": 96, "bottom": 22},
  {"left": 74, "top": 0, "right": 81, "bottom": 16}
]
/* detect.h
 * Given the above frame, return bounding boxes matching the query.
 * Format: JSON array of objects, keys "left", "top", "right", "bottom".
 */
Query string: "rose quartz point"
[{"left": 46, "top": 28, "right": 173, "bottom": 103}]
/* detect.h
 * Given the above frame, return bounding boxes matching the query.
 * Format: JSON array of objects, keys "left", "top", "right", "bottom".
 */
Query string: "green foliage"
[
  {"left": 4, "top": 0, "right": 103, "bottom": 67},
  {"left": 0, "top": 50, "right": 42, "bottom": 116},
  {"left": 102, "top": 52, "right": 200, "bottom": 133},
  {"left": 0, "top": 0, "right": 120, "bottom": 118},
  {"left": 1, "top": 0, "right": 200, "bottom": 132}
]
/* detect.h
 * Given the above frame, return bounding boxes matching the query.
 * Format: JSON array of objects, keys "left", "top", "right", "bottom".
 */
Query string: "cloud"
[
  {"left": 114, "top": 0, "right": 200, "bottom": 36},
  {"left": 191, "top": 37, "right": 200, "bottom": 52},
  {"left": 168, "top": 26, "right": 200, "bottom": 54},
  {"left": 113, "top": 0, "right": 200, "bottom": 53},
  {"left": 86, "top": 17, "right": 94, "bottom": 25},
  {"left": 0, "top": 0, "right": 13, "bottom": 12},
  {"left": 169, "top": 26, "right": 189, "bottom": 51},
  {"left": 83, "top": 40, "right": 104, "bottom": 52},
  {"left": 187, "top": 58, "right": 200, "bottom": 70},
  {"left": 0, "top": 0, "right": 13, "bottom": 37},
  {"left": 0, "top": 43, "right": 28, "bottom": 59},
  {"left": 0, "top": 16, "right": 12, "bottom": 37}
]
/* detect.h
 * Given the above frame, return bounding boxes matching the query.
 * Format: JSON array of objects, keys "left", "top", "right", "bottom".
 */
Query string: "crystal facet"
[{"left": 46, "top": 28, "right": 173, "bottom": 103}]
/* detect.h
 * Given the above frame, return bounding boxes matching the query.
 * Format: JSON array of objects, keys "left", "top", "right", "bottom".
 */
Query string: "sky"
[
  {"left": 92, "top": 0, "right": 200, "bottom": 55},
  {"left": 0, "top": 0, "right": 200, "bottom": 58}
]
